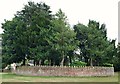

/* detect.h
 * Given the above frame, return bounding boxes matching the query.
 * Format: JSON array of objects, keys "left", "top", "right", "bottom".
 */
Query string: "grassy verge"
[{"left": 0, "top": 72, "right": 119, "bottom": 82}]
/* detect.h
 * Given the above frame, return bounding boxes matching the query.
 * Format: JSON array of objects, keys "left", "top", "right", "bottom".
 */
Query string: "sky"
[{"left": 0, "top": 0, "right": 119, "bottom": 44}]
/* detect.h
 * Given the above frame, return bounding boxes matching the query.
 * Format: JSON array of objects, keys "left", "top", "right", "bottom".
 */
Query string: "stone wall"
[{"left": 13, "top": 66, "right": 114, "bottom": 76}]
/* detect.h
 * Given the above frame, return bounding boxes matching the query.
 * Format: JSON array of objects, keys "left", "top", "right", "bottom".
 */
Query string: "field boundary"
[{"left": 12, "top": 66, "right": 114, "bottom": 77}]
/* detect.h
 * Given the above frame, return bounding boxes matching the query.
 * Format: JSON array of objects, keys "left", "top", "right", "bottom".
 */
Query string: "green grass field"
[{"left": 0, "top": 72, "right": 119, "bottom": 82}]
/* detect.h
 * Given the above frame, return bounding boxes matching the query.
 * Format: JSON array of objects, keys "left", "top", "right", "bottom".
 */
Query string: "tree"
[
  {"left": 113, "top": 43, "right": 120, "bottom": 71},
  {"left": 51, "top": 9, "right": 79, "bottom": 66},
  {"left": 2, "top": 18, "right": 26, "bottom": 67},
  {"left": 74, "top": 20, "right": 116, "bottom": 66},
  {"left": 2, "top": 1, "right": 117, "bottom": 68},
  {"left": 2, "top": 1, "right": 53, "bottom": 66}
]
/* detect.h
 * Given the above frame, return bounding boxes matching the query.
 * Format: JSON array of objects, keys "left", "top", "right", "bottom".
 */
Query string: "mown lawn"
[{"left": 0, "top": 72, "right": 119, "bottom": 82}]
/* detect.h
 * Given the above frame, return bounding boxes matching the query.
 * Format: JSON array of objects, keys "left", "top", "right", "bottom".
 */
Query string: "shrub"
[
  {"left": 71, "top": 61, "right": 87, "bottom": 66},
  {"left": 102, "top": 63, "right": 113, "bottom": 67},
  {"left": 44, "top": 60, "right": 49, "bottom": 65}
]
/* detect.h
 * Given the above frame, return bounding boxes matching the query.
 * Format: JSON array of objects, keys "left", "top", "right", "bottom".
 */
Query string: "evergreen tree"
[
  {"left": 51, "top": 9, "right": 79, "bottom": 66},
  {"left": 74, "top": 20, "right": 116, "bottom": 66},
  {"left": 2, "top": 1, "right": 53, "bottom": 66}
]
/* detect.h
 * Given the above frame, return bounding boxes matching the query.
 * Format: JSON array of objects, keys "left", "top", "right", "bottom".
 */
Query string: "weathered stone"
[{"left": 13, "top": 66, "right": 114, "bottom": 76}]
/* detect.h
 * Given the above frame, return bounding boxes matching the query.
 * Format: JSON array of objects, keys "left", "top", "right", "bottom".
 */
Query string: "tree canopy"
[
  {"left": 74, "top": 20, "right": 116, "bottom": 66},
  {"left": 1, "top": 1, "right": 119, "bottom": 71}
]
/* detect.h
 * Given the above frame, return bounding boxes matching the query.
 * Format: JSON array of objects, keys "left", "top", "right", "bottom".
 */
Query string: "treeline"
[{"left": 1, "top": 2, "right": 120, "bottom": 70}]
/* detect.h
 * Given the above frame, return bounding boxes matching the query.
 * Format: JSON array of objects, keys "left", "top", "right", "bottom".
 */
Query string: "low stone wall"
[{"left": 13, "top": 66, "right": 114, "bottom": 76}]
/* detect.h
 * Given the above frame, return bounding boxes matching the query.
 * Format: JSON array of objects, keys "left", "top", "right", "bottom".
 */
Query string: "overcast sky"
[{"left": 0, "top": 0, "right": 119, "bottom": 44}]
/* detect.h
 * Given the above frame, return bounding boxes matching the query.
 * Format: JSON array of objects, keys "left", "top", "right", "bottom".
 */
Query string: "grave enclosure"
[{"left": 13, "top": 66, "right": 114, "bottom": 76}]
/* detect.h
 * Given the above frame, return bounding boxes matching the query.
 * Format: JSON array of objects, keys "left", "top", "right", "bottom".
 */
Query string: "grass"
[{"left": 0, "top": 72, "right": 119, "bottom": 82}]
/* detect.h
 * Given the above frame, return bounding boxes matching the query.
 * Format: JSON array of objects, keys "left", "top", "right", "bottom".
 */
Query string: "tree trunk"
[
  {"left": 23, "top": 57, "right": 26, "bottom": 66},
  {"left": 84, "top": 57, "right": 89, "bottom": 66},
  {"left": 60, "top": 57, "right": 64, "bottom": 66},
  {"left": 60, "top": 51, "right": 64, "bottom": 66},
  {"left": 69, "top": 56, "right": 72, "bottom": 64},
  {"left": 51, "top": 59, "right": 54, "bottom": 66},
  {"left": 64, "top": 56, "right": 69, "bottom": 66},
  {"left": 39, "top": 60, "right": 41, "bottom": 65},
  {"left": 33, "top": 60, "right": 36, "bottom": 66},
  {"left": 48, "top": 59, "right": 51, "bottom": 66},
  {"left": 41, "top": 59, "right": 45, "bottom": 65},
  {"left": 36, "top": 60, "right": 39, "bottom": 66},
  {"left": 90, "top": 58, "right": 93, "bottom": 66}
]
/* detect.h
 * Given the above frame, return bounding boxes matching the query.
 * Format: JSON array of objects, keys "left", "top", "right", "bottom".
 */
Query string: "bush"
[
  {"left": 102, "top": 63, "right": 113, "bottom": 67},
  {"left": 71, "top": 61, "right": 87, "bottom": 66},
  {"left": 44, "top": 60, "right": 49, "bottom": 65}
]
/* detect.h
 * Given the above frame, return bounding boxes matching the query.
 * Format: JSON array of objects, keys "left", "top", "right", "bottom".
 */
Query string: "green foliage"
[
  {"left": 2, "top": 1, "right": 53, "bottom": 66},
  {"left": 71, "top": 61, "right": 87, "bottom": 66},
  {"left": 44, "top": 60, "right": 49, "bottom": 65},
  {"left": 50, "top": 9, "right": 79, "bottom": 66},
  {"left": 74, "top": 20, "right": 116, "bottom": 66},
  {"left": 113, "top": 43, "right": 120, "bottom": 71},
  {"left": 1, "top": 1, "right": 118, "bottom": 69},
  {"left": 102, "top": 63, "right": 113, "bottom": 67}
]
